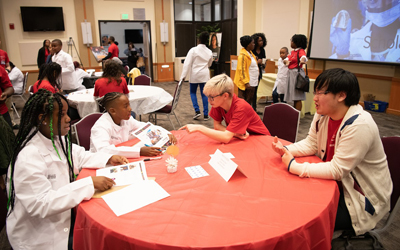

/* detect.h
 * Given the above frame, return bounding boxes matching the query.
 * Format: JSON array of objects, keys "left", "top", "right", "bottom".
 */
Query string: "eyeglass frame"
[
  {"left": 207, "top": 93, "right": 225, "bottom": 101},
  {"left": 313, "top": 90, "right": 331, "bottom": 96}
]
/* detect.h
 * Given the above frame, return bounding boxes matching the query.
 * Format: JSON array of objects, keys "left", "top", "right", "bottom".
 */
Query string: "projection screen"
[{"left": 308, "top": 0, "right": 400, "bottom": 64}]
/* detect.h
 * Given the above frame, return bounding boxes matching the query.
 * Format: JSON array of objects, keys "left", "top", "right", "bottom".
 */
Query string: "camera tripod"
[{"left": 67, "top": 37, "right": 85, "bottom": 70}]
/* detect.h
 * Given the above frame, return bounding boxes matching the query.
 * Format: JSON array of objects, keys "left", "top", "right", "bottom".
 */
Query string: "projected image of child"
[{"left": 329, "top": 0, "right": 400, "bottom": 62}]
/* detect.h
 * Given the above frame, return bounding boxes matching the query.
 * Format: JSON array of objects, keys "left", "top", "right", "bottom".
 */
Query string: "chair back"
[
  {"left": 171, "top": 80, "right": 183, "bottom": 113},
  {"left": 23, "top": 72, "right": 29, "bottom": 93},
  {"left": 381, "top": 136, "right": 400, "bottom": 212},
  {"left": 73, "top": 113, "right": 103, "bottom": 150},
  {"left": 134, "top": 75, "right": 151, "bottom": 86},
  {"left": 263, "top": 103, "right": 300, "bottom": 143},
  {"left": 28, "top": 85, "right": 34, "bottom": 95}
]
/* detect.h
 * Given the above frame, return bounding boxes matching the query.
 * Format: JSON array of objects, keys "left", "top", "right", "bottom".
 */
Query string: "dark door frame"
[{"left": 98, "top": 20, "right": 153, "bottom": 80}]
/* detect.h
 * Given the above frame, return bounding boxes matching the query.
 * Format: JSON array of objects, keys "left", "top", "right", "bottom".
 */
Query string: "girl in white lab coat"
[
  {"left": 90, "top": 92, "right": 177, "bottom": 158},
  {"left": 6, "top": 89, "right": 129, "bottom": 250}
]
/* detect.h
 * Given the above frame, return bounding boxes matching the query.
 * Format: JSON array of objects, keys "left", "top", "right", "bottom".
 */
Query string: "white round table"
[{"left": 67, "top": 85, "right": 173, "bottom": 117}]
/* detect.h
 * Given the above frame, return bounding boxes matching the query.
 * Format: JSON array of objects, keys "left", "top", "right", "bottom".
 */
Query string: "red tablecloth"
[{"left": 74, "top": 130, "right": 339, "bottom": 250}]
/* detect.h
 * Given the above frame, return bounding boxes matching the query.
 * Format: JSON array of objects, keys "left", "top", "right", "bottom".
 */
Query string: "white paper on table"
[
  {"left": 102, "top": 180, "right": 170, "bottom": 216},
  {"left": 209, "top": 152, "right": 235, "bottom": 159},
  {"left": 96, "top": 161, "right": 148, "bottom": 186},
  {"left": 185, "top": 165, "right": 209, "bottom": 179},
  {"left": 209, "top": 149, "right": 246, "bottom": 182}
]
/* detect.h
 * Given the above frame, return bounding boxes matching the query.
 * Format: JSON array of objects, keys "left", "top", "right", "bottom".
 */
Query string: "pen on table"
[
  {"left": 144, "top": 157, "right": 162, "bottom": 161},
  {"left": 144, "top": 144, "right": 162, "bottom": 152}
]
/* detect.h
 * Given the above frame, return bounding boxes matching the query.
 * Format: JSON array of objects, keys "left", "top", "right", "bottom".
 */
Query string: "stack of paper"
[
  {"left": 96, "top": 161, "right": 170, "bottom": 216},
  {"left": 102, "top": 180, "right": 170, "bottom": 216}
]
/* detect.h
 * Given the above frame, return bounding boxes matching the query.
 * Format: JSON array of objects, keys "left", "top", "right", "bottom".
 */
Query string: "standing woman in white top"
[
  {"left": 180, "top": 31, "right": 213, "bottom": 121},
  {"left": 6, "top": 62, "right": 24, "bottom": 94},
  {"left": 233, "top": 35, "right": 258, "bottom": 105}
]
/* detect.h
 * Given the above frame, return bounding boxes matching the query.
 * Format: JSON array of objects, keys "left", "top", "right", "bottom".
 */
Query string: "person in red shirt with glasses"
[{"left": 180, "top": 74, "right": 270, "bottom": 143}]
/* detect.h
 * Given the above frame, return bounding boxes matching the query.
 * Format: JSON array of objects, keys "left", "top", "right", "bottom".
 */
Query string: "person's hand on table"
[
  {"left": 179, "top": 124, "right": 203, "bottom": 134},
  {"left": 272, "top": 136, "right": 286, "bottom": 156},
  {"left": 108, "top": 155, "right": 129, "bottom": 166},
  {"left": 272, "top": 137, "right": 295, "bottom": 169},
  {"left": 234, "top": 131, "right": 249, "bottom": 140},
  {"left": 282, "top": 150, "right": 295, "bottom": 168},
  {"left": 140, "top": 147, "right": 162, "bottom": 156},
  {"left": 91, "top": 176, "right": 115, "bottom": 191},
  {"left": 168, "top": 134, "right": 177, "bottom": 145}
]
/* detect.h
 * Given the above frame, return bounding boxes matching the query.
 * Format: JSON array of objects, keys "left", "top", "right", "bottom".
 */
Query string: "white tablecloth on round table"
[{"left": 67, "top": 85, "right": 173, "bottom": 117}]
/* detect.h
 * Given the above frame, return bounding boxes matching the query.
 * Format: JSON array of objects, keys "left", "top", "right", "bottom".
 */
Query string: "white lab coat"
[
  {"left": 52, "top": 50, "right": 80, "bottom": 91},
  {"left": 273, "top": 58, "right": 289, "bottom": 94},
  {"left": 180, "top": 44, "right": 213, "bottom": 83},
  {"left": 6, "top": 131, "right": 112, "bottom": 250},
  {"left": 74, "top": 68, "right": 90, "bottom": 88},
  {"left": 8, "top": 66, "right": 24, "bottom": 94},
  {"left": 90, "top": 112, "right": 148, "bottom": 158}
]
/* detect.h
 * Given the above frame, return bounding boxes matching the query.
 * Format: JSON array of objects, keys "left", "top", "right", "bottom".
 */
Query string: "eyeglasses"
[
  {"left": 208, "top": 93, "right": 224, "bottom": 101},
  {"left": 313, "top": 90, "right": 330, "bottom": 96}
]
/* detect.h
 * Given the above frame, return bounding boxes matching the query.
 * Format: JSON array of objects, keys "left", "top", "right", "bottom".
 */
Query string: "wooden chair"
[{"left": 262, "top": 103, "right": 300, "bottom": 143}]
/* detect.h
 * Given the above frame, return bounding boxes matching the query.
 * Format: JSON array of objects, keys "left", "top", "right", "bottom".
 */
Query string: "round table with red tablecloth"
[{"left": 74, "top": 130, "right": 339, "bottom": 250}]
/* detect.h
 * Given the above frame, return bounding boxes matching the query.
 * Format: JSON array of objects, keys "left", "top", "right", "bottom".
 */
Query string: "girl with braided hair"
[
  {"left": 6, "top": 89, "right": 129, "bottom": 250},
  {"left": 90, "top": 92, "right": 177, "bottom": 158},
  {"left": 32, "top": 62, "right": 62, "bottom": 93},
  {"left": 94, "top": 60, "right": 129, "bottom": 97}
]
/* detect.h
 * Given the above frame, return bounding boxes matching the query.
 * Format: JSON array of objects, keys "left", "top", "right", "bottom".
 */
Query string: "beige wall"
[
  {"left": 237, "top": 0, "right": 257, "bottom": 54},
  {"left": 154, "top": 0, "right": 174, "bottom": 63},
  {"left": 0, "top": 0, "right": 80, "bottom": 71},
  {"left": 258, "top": 0, "right": 304, "bottom": 59}
]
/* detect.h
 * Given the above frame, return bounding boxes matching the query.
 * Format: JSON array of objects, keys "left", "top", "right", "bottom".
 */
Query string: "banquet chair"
[
  {"left": 11, "top": 72, "right": 29, "bottom": 119},
  {"left": 368, "top": 136, "right": 400, "bottom": 242},
  {"left": 332, "top": 136, "right": 400, "bottom": 249},
  {"left": 134, "top": 74, "right": 151, "bottom": 86},
  {"left": 262, "top": 103, "right": 300, "bottom": 143},
  {"left": 72, "top": 113, "right": 102, "bottom": 150},
  {"left": 149, "top": 80, "right": 182, "bottom": 130}
]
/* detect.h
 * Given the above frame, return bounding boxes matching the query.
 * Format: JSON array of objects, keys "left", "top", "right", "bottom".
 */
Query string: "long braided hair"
[
  {"left": 6, "top": 89, "right": 75, "bottom": 214},
  {"left": 36, "top": 62, "right": 62, "bottom": 90}
]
